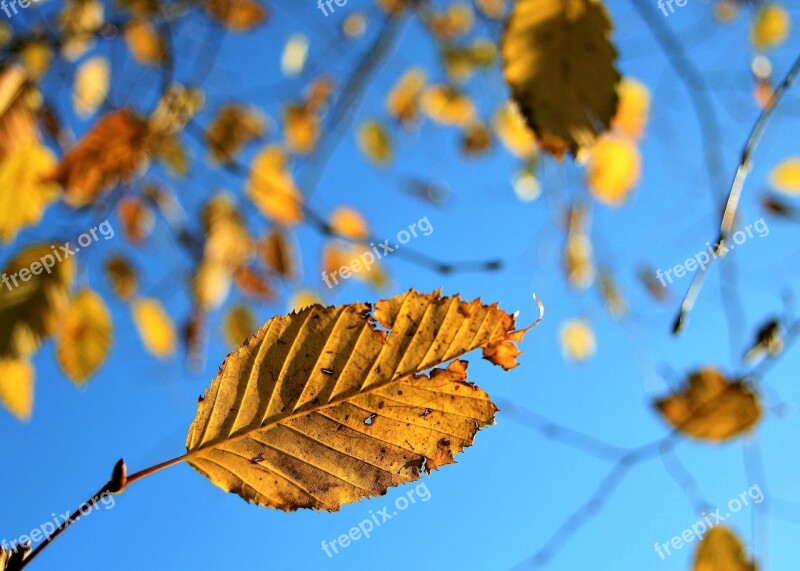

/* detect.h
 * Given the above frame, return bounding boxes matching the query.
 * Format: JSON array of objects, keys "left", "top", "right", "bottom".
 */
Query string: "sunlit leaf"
[
  {"left": 612, "top": 78, "right": 650, "bottom": 140},
  {"left": 386, "top": 68, "right": 426, "bottom": 127},
  {"left": 281, "top": 33, "right": 309, "bottom": 77},
  {"left": 206, "top": 104, "right": 266, "bottom": 164},
  {"left": 502, "top": 0, "right": 620, "bottom": 157},
  {"left": 461, "top": 121, "right": 492, "bottom": 157},
  {"left": 203, "top": 0, "right": 267, "bottom": 31},
  {"left": 330, "top": 207, "right": 369, "bottom": 240},
  {"left": 105, "top": 255, "right": 138, "bottom": 301},
  {"left": 421, "top": 85, "right": 475, "bottom": 126},
  {"left": 494, "top": 101, "right": 537, "bottom": 159},
  {"left": 124, "top": 21, "right": 167, "bottom": 65},
  {"left": 259, "top": 231, "right": 295, "bottom": 280},
  {"left": 283, "top": 103, "right": 319, "bottom": 155},
  {"left": 119, "top": 196, "right": 155, "bottom": 244},
  {"left": 185, "top": 290, "right": 528, "bottom": 510}
]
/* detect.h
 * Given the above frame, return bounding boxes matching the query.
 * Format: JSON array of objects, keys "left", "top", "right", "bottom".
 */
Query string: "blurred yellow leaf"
[
  {"left": 586, "top": 134, "right": 640, "bottom": 206},
  {"left": 0, "top": 141, "right": 59, "bottom": 243},
  {"left": 124, "top": 21, "right": 166, "bottom": 65},
  {"left": 693, "top": 526, "right": 756, "bottom": 571},
  {"left": 193, "top": 260, "right": 233, "bottom": 311},
  {"left": 105, "top": 255, "right": 138, "bottom": 301},
  {"left": 769, "top": 157, "right": 800, "bottom": 194},
  {"left": 73, "top": 56, "right": 110, "bottom": 117},
  {"left": 222, "top": 304, "right": 256, "bottom": 349},
  {"left": 750, "top": 4, "right": 790, "bottom": 51},
  {"left": 0, "top": 244, "right": 75, "bottom": 359},
  {"left": 386, "top": 68, "right": 426, "bottom": 127},
  {"left": 0, "top": 358, "right": 34, "bottom": 421},
  {"left": 564, "top": 204, "right": 595, "bottom": 288},
  {"left": 203, "top": 0, "right": 267, "bottom": 31},
  {"left": 559, "top": 318, "right": 596, "bottom": 362},
  {"left": 56, "top": 289, "right": 113, "bottom": 385},
  {"left": 330, "top": 207, "right": 369, "bottom": 240},
  {"left": 502, "top": 0, "right": 620, "bottom": 157},
  {"left": 20, "top": 42, "right": 54, "bottom": 79},
  {"left": 461, "top": 121, "right": 492, "bottom": 157},
  {"left": 206, "top": 104, "right": 266, "bottom": 164},
  {"left": 476, "top": 0, "right": 507, "bottom": 19},
  {"left": 247, "top": 146, "right": 303, "bottom": 225},
  {"left": 356, "top": 120, "right": 393, "bottom": 166},
  {"left": 421, "top": 85, "right": 475, "bottom": 126},
  {"left": 288, "top": 289, "right": 321, "bottom": 312},
  {"left": 119, "top": 196, "right": 155, "bottom": 244},
  {"left": 655, "top": 368, "right": 761, "bottom": 441},
  {"left": 429, "top": 3, "right": 474, "bottom": 39},
  {"left": 494, "top": 101, "right": 537, "bottom": 158},
  {"left": 132, "top": 298, "right": 177, "bottom": 358},
  {"left": 612, "top": 78, "right": 650, "bottom": 140},
  {"left": 283, "top": 103, "right": 319, "bottom": 155},
  {"left": 259, "top": 231, "right": 295, "bottom": 280}
]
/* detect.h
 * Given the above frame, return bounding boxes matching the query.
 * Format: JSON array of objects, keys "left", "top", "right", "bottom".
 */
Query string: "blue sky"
[{"left": 2, "top": 1, "right": 800, "bottom": 569}]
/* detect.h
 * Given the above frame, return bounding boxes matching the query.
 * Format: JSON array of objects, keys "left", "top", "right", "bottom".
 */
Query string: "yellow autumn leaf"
[
  {"left": 183, "top": 289, "right": 528, "bottom": 511},
  {"left": 19, "top": 42, "right": 53, "bottom": 79},
  {"left": 655, "top": 368, "right": 762, "bottom": 441},
  {"left": 586, "top": 134, "right": 640, "bottom": 206},
  {"left": 0, "top": 244, "right": 75, "bottom": 359},
  {"left": 693, "top": 526, "right": 757, "bottom": 571},
  {"left": 56, "top": 289, "right": 113, "bottom": 385},
  {"left": 0, "top": 358, "right": 34, "bottom": 421},
  {"left": 73, "top": 56, "right": 110, "bottom": 117},
  {"left": 559, "top": 318, "right": 596, "bottom": 362},
  {"left": 247, "top": 146, "right": 303, "bottom": 225},
  {"left": 502, "top": 0, "right": 620, "bottom": 157},
  {"left": 476, "top": 0, "right": 506, "bottom": 19},
  {"left": 356, "top": 120, "right": 393, "bottom": 166},
  {"left": 132, "top": 298, "right": 177, "bottom": 358},
  {"left": 750, "top": 4, "right": 790, "bottom": 51},
  {"left": 0, "top": 66, "right": 40, "bottom": 161},
  {"left": 125, "top": 21, "right": 167, "bottom": 65},
  {"left": 769, "top": 157, "right": 800, "bottom": 194},
  {"left": 0, "top": 142, "right": 60, "bottom": 243},
  {"left": 193, "top": 260, "right": 233, "bottom": 311},
  {"left": 493, "top": 101, "right": 537, "bottom": 158},
  {"left": 461, "top": 121, "right": 492, "bottom": 157},
  {"left": 330, "top": 207, "right": 369, "bottom": 240},
  {"left": 222, "top": 304, "right": 256, "bottom": 349},
  {"left": 612, "top": 78, "right": 650, "bottom": 140},
  {"left": 421, "top": 85, "right": 475, "bottom": 126}
]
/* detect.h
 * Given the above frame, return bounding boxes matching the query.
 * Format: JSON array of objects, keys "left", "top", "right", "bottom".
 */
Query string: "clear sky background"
[{"left": 2, "top": 1, "right": 800, "bottom": 570}]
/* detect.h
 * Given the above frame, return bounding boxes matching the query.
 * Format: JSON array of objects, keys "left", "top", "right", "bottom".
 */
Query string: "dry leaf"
[
  {"left": 0, "top": 66, "right": 40, "bottom": 161},
  {"left": 132, "top": 298, "right": 177, "bottom": 358},
  {"left": 330, "top": 207, "right": 369, "bottom": 240},
  {"left": 693, "top": 526, "right": 756, "bottom": 571},
  {"left": 204, "top": 0, "right": 267, "bottom": 31},
  {"left": 421, "top": 85, "right": 475, "bottom": 126},
  {"left": 259, "top": 231, "right": 295, "bottom": 280},
  {"left": 125, "top": 21, "right": 167, "bottom": 65},
  {"left": 386, "top": 68, "right": 426, "bottom": 127},
  {"left": 56, "top": 288, "right": 113, "bottom": 385},
  {"left": 184, "top": 289, "right": 528, "bottom": 511},
  {"left": 283, "top": 103, "right": 319, "bottom": 155},
  {"left": 49, "top": 109, "right": 150, "bottom": 207},
  {"left": 655, "top": 368, "right": 761, "bottom": 441},
  {"left": 119, "top": 196, "right": 155, "bottom": 244},
  {"left": 502, "top": 0, "right": 620, "bottom": 157},
  {"left": 105, "top": 255, "right": 138, "bottom": 300}
]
